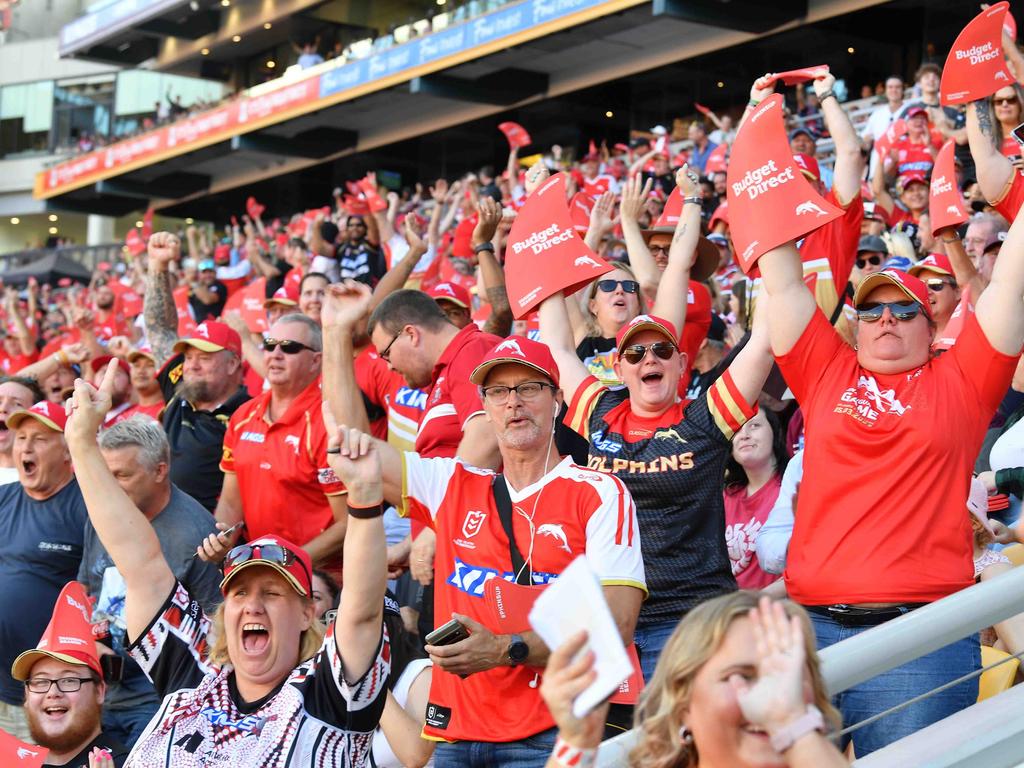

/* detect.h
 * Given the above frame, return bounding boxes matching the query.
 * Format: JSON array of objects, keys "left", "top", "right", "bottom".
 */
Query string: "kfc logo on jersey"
[
  {"left": 462, "top": 510, "right": 487, "bottom": 539},
  {"left": 836, "top": 374, "right": 911, "bottom": 425}
]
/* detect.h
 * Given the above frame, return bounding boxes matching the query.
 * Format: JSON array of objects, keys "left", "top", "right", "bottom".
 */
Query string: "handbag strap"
[{"left": 492, "top": 475, "right": 531, "bottom": 585}]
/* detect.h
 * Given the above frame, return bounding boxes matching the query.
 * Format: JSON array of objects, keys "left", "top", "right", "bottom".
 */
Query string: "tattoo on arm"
[
  {"left": 672, "top": 223, "right": 689, "bottom": 242},
  {"left": 976, "top": 100, "right": 995, "bottom": 141},
  {"left": 482, "top": 286, "right": 513, "bottom": 337},
  {"left": 144, "top": 270, "right": 178, "bottom": 367}
]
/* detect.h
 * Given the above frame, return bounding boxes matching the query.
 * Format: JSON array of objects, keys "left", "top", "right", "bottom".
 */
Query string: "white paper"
[{"left": 528, "top": 555, "right": 632, "bottom": 718}]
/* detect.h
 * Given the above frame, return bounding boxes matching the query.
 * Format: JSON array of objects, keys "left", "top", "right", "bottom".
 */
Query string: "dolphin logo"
[
  {"left": 196, "top": 324, "right": 210, "bottom": 339},
  {"left": 574, "top": 255, "right": 601, "bottom": 268},
  {"left": 18, "top": 748, "right": 41, "bottom": 758},
  {"left": 284, "top": 435, "right": 300, "bottom": 454},
  {"left": 495, "top": 339, "right": 525, "bottom": 356},
  {"left": 537, "top": 523, "right": 572, "bottom": 553},
  {"left": 996, "top": 71, "right": 1009, "bottom": 81},
  {"left": 795, "top": 201, "right": 828, "bottom": 217},
  {"left": 653, "top": 427, "right": 688, "bottom": 444},
  {"left": 436, "top": 283, "right": 455, "bottom": 295},
  {"left": 946, "top": 205, "right": 960, "bottom": 215}
]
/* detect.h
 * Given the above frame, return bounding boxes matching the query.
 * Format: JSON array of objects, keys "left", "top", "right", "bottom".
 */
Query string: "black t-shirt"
[
  {"left": 266, "top": 258, "right": 292, "bottom": 298},
  {"left": 188, "top": 280, "right": 228, "bottom": 322},
  {"left": 55, "top": 732, "right": 129, "bottom": 767},
  {"left": 643, "top": 171, "right": 676, "bottom": 198},
  {"left": 338, "top": 240, "right": 387, "bottom": 286},
  {"left": 158, "top": 354, "right": 251, "bottom": 511}
]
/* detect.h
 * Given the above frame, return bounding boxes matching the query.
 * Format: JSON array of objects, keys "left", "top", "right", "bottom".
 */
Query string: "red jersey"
[
  {"left": 122, "top": 401, "right": 164, "bottom": 422},
  {"left": 220, "top": 377, "right": 346, "bottom": 549},
  {"left": 798, "top": 191, "right": 863, "bottom": 339},
  {"left": 1001, "top": 134, "right": 1020, "bottom": 158},
  {"left": 93, "top": 310, "right": 129, "bottom": 341},
  {"left": 401, "top": 453, "right": 646, "bottom": 742},
  {"left": 355, "top": 348, "right": 427, "bottom": 452},
  {"left": 0, "top": 349, "right": 37, "bottom": 374},
  {"left": 891, "top": 138, "right": 935, "bottom": 176},
  {"left": 992, "top": 170, "right": 1024, "bottom": 223},
  {"left": 353, "top": 347, "right": 391, "bottom": 442},
  {"left": 776, "top": 311, "right": 1017, "bottom": 604},
  {"left": 581, "top": 174, "right": 618, "bottom": 197}
]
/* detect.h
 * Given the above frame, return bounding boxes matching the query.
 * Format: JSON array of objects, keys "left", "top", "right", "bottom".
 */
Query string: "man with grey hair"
[
  {"left": 78, "top": 414, "right": 220, "bottom": 748},
  {"left": 963, "top": 213, "right": 1009, "bottom": 283},
  {"left": 211, "top": 313, "right": 349, "bottom": 579}
]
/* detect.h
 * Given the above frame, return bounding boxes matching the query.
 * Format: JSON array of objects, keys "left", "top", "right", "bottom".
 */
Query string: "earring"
[{"left": 679, "top": 725, "right": 694, "bottom": 745}]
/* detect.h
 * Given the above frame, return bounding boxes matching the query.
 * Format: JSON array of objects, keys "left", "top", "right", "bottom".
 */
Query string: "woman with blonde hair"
[{"left": 540, "top": 592, "right": 846, "bottom": 768}]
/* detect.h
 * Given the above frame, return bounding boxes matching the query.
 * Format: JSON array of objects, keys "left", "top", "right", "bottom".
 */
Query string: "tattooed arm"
[
  {"left": 968, "top": 99, "right": 1014, "bottom": 204},
  {"left": 144, "top": 232, "right": 181, "bottom": 368}
]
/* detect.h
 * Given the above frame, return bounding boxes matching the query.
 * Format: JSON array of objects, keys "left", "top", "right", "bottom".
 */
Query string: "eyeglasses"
[
  {"left": 648, "top": 244, "right": 669, "bottom": 255},
  {"left": 926, "top": 278, "right": 955, "bottom": 292},
  {"left": 262, "top": 338, "right": 316, "bottom": 355},
  {"left": 621, "top": 341, "right": 677, "bottom": 365},
  {"left": 346, "top": 220, "right": 366, "bottom": 228},
  {"left": 856, "top": 254, "right": 883, "bottom": 269},
  {"left": 223, "top": 543, "right": 310, "bottom": 584},
  {"left": 480, "top": 381, "right": 554, "bottom": 405},
  {"left": 25, "top": 677, "right": 94, "bottom": 694},
  {"left": 855, "top": 301, "right": 923, "bottom": 323},
  {"left": 379, "top": 330, "right": 404, "bottom": 362},
  {"left": 995, "top": 96, "right": 1019, "bottom": 106},
  {"left": 596, "top": 279, "right": 639, "bottom": 294}
]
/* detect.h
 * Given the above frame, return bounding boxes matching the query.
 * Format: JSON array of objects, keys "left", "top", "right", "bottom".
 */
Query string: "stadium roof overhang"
[{"left": 39, "top": 0, "right": 884, "bottom": 218}]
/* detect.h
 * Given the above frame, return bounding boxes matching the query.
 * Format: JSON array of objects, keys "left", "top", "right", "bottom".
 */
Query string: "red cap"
[
  {"left": 220, "top": 535, "right": 313, "bottom": 597},
  {"left": 905, "top": 105, "right": 929, "bottom": 121},
  {"left": 173, "top": 321, "right": 242, "bottom": 357},
  {"left": 427, "top": 281, "right": 472, "bottom": 310},
  {"left": 127, "top": 345, "right": 155, "bottom": 363},
  {"left": 264, "top": 286, "right": 298, "bottom": 308},
  {"left": 452, "top": 218, "right": 476, "bottom": 259},
  {"left": 615, "top": 313, "right": 680, "bottom": 349},
  {"left": 8, "top": 401, "right": 68, "bottom": 433},
  {"left": 853, "top": 269, "right": 932, "bottom": 317},
  {"left": 11, "top": 582, "right": 101, "bottom": 681},
  {"left": 709, "top": 202, "right": 729, "bottom": 229},
  {"left": 793, "top": 153, "right": 821, "bottom": 181},
  {"left": 898, "top": 171, "right": 929, "bottom": 191},
  {"left": 89, "top": 354, "right": 130, "bottom": 376},
  {"left": 908, "top": 252, "right": 954, "bottom": 278},
  {"left": 469, "top": 337, "right": 560, "bottom": 387}
]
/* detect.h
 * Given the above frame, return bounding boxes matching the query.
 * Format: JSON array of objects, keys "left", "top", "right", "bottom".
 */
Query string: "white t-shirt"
[
  {"left": 990, "top": 415, "right": 1024, "bottom": 473},
  {"left": 370, "top": 658, "right": 433, "bottom": 768},
  {"left": 0, "top": 466, "right": 19, "bottom": 485}
]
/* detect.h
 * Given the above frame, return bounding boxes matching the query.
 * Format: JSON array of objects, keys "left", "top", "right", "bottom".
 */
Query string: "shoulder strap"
[
  {"left": 492, "top": 475, "right": 531, "bottom": 585},
  {"left": 829, "top": 281, "right": 853, "bottom": 326}
]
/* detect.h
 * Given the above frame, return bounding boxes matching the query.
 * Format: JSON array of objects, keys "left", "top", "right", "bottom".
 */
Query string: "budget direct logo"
[
  {"left": 955, "top": 42, "right": 1000, "bottom": 65},
  {"left": 509, "top": 223, "right": 575, "bottom": 255},
  {"left": 731, "top": 160, "right": 795, "bottom": 200}
]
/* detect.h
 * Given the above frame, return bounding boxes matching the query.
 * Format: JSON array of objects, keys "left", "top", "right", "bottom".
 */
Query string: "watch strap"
[{"left": 769, "top": 704, "right": 825, "bottom": 753}]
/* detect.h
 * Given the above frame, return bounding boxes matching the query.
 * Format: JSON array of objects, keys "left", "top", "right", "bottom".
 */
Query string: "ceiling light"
[
  {"left": 185, "top": 218, "right": 194, "bottom": 225},
  {"left": 605, "top": 110, "right": 613, "bottom": 118},
  {"left": 9, "top": 217, "right": 19, "bottom": 225},
  {"left": 135, "top": 220, "right": 144, "bottom": 227},
  {"left": 264, "top": 22, "right": 272, "bottom": 30},
  {"left": 717, "top": 81, "right": 724, "bottom": 88},
  {"left": 201, "top": 47, "right": 210, "bottom": 55},
  {"left": 48, "top": 214, "right": 58, "bottom": 222},
  {"left": 232, "top": 35, "right": 241, "bottom": 43},
  {"left": 220, "top": 0, "right": 230, "bottom": 6},
  {"left": 266, "top": 60, "right": 275, "bottom": 68},
  {"left": 48, "top": 227, "right": 58, "bottom": 235},
  {"left": 847, "top": 46, "right": 855, "bottom": 54},
  {"left": 437, "top": 0, "right": 446, "bottom": 5}
]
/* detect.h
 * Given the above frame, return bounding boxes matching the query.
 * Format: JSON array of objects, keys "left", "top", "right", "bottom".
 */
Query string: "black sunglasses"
[
  {"left": 856, "top": 301, "right": 923, "bottom": 323},
  {"left": 596, "top": 279, "right": 640, "bottom": 294},
  {"left": 995, "top": 96, "right": 1019, "bottom": 106},
  {"left": 926, "top": 278, "right": 955, "bottom": 292},
  {"left": 262, "top": 337, "right": 316, "bottom": 354},
  {"left": 621, "top": 341, "right": 677, "bottom": 365},
  {"left": 856, "top": 254, "right": 883, "bottom": 269}
]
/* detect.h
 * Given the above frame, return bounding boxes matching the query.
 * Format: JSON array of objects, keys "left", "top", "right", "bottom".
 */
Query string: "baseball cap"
[
  {"left": 8, "top": 401, "right": 68, "bottom": 433},
  {"left": 173, "top": 321, "right": 242, "bottom": 357},
  {"left": 707, "top": 313, "right": 727, "bottom": 344},
  {"left": 470, "top": 337, "right": 560, "bottom": 387},
  {"left": 789, "top": 127, "right": 816, "bottom": 143},
  {"left": 862, "top": 200, "right": 883, "bottom": 221},
  {"left": 853, "top": 269, "right": 932, "bottom": 317},
  {"left": 89, "top": 354, "right": 130, "bottom": 376},
  {"left": 709, "top": 202, "right": 729, "bottom": 230},
  {"left": 857, "top": 234, "right": 888, "bottom": 254},
  {"left": 127, "top": 346, "right": 156, "bottom": 364},
  {"left": 707, "top": 233, "right": 729, "bottom": 247},
  {"left": 220, "top": 535, "right": 313, "bottom": 597},
  {"left": 793, "top": 153, "right": 821, "bottom": 181},
  {"left": 908, "top": 252, "right": 954, "bottom": 278},
  {"left": 264, "top": 286, "right": 298, "bottom": 309},
  {"left": 897, "top": 171, "right": 929, "bottom": 191},
  {"left": 11, "top": 582, "right": 101, "bottom": 681},
  {"left": 905, "top": 105, "right": 929, "bottom": 121},
  {"left": 615, "top": 314, "right": 680, "bottom": 349},
  {"left": 427, "top": 282, "right": 471, "bottom": 310},
  {"left": 198, "top": 259, "right": 216, "bottom": 271}
]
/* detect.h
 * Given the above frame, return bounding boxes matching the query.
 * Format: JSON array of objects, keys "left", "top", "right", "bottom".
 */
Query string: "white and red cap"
[
  {"left": 8, "top": 401, "right": 68, "bottom": 433},
  {"left": 12, "top": 582, "right": 101, "bottom": 681},
  {"left": 173, "top": 321, "right": 242, "bottom": 357},
  {"left": 793, "top": 153, "right": 821, "bottom": 181},
  {"left": 853, "top": 269, "right": 933, "bottom": 318},
  {"left": 897, "top": 171, "right": 929, "bottom": 191},
  {"left": 264, "top": 285, "right": 298, "bottom": 309},
  {"left": 615, "top": 314, "right": 680, "bottom": 349},
  {"left": 219, "top": 535, "right": 313, "bottom": 597},
  {"left": 426, "top": 282, "right": 472, "bottom": 310},
  {"left": 470, "top": 337, "right": 560, "bottom": 387},
  {"left": 127, "top": 345, "right": 156, "bottom": 363},
  {"left": 908, "top": 253, "right": 954, "bottom": 279}
]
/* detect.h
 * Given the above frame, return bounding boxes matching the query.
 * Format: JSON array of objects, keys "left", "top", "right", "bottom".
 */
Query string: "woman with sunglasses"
[
  {"left": 540, "top": 177, "right": 776, "bottom": 681},
  {"left": 756, "top": 207, "right": 1024, "bottom": 754},
  {"left": 64, "top": 360, "right": 390, "bottom": 767},
  {"left": 990, "top": 85, "right": 1024, "bottom": 159}
]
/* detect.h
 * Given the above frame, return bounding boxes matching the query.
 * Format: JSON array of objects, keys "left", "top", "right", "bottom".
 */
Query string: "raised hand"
[
  {"left": 620, "top": 174, "right": 654, "bottom": 224},
  {"left": 751, "top": 73, "right": 778, "bottom": 104},
  {"left": 196, "top": 521, "right": 243, "bottom": 563},
  {"left": 539, "top": 630, "right": 608, "bottom": 749},
  {"left": 811, "top": 69, "right": 836, "bottom": 99},
  {"left": 430, "top": 178, "right": 449, "bottom": 202},
  {"left": 106, "top": 335, "right": 132, "bottom": 359},
  {"left": 321, "top": 402, "right": 382, "bottom": 506},
  {"left": 525, "top": 161, "right": 550, "bottom": 196},
  {"left": 675, "top": 163, "right": 700, "bottom": 199},
  {"left": 61, "top": 342, "right": 91, "bottom": 365},
  {"left": 65, "top": 358, "right": 117, "bottom": 445},
  {"left": 321, "top": 280, "right": 372, "bottom": 330},
  {"left": 147, "top": 231, "right": 180, "bottom": 272},
  {"left": 589, "top": 190, "right": 618, "bottom": 236},
  {"left": 404, "top": 216, "right": 427, "bottom": 254},
  {"left": 472, "top": 196, "right": 502, "bottom": 246}
]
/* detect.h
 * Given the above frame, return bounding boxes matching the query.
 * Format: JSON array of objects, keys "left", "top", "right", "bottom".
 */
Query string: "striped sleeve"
[
  {"left": 582, "top": 471, "right": 647, "bottom": 595},
  {"left": 706, "top": 369, "right": 757, "bottom": 440},
  {"left": 565, "top": 375, "right": 608, "bottom": 440}
]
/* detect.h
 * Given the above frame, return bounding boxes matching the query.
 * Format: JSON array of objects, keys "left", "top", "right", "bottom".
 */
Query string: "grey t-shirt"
[{"left": 78, "top": 485, "right": 222, "bottom": 711}]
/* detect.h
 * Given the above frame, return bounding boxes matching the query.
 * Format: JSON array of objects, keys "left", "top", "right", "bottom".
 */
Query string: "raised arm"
[
  {"left": 651, "top": 165, "right": 703, "bottom": 334},
  {"left": 722, "top": 289, "right": 775, "bottom": 407},
  {"left": 583, "top": 190, "right": 617, "bottom": 253},
  {"left": 870, "top": 158, "right": 896, "bottom": 218},
  {"left": 367, "top": 219, "right": 427, "bottom": 312},
  {"left": 619, "top": 175, "right": 659, "bottom": 297},
  {"left": 814, "top": 70, "right": 864, "bottom": 206},
  {"left": 143, "top": 232, "right": 181, "bottom": 368},
  {"left": 975, "top": 198, "right": 1024, "bottom": 354},
  {"left": 539, "top": 291, "right": 591, "bottom": 407},
  {"left": 967, "top": 99, "right": 1013, "bottom": 204},
  {"left": 757, "top": 241, "right": 817, "bottom": 356},
  {"left": 474, "top": 197, "right": 513, "bottom": 337},
  {"left": 937, "top": 228, "right": 986, "bottom": 296},
  {"left": 65, "top": 361, "right": 176, "bottom": 642}
]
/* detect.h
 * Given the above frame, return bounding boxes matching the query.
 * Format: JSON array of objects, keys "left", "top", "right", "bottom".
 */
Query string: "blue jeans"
[
  {"left": 102, "top": 704, "right": 157, "bottom": 749},
  {"left": 434, "top": 726, "right": 557, "bottom": 768},
  {"left": 634, "top": 619, "right": 680, "bottom": 683},
  {"left": 809, "top": 612, "right": 979, "bottom": 757}
]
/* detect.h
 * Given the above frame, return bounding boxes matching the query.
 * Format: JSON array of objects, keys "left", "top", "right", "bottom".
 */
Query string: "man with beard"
[
  {"left": 11, "top": 582, "right": 128, "bottom": 767},
  {"left": 0, "top": 402, "right": 86, "bottom": 741},
  {"left": 0, "top": 376, "right": 44, "bottom": 485},
  {"left": 91, "top": 281, "right": 130, "bottom": 342},
  {"left": 143, "top": 232, "right": 250, "bottom": 512}
]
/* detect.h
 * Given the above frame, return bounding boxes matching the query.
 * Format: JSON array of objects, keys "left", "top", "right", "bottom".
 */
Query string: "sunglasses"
[
  {"left": 262, "top": 338, "right": 316, "bottom": 354},
  {"left": 596, "top": 279, "right": 640, "bottom": 294},
  {"left": 621, "top": 341, "right": 677, "bottom": 365},
  {"left": 856, "top": 254, "right": 883, "bottom": 269},
  {"left": 995, "top": 96, "right": 1019, "bottom": 106},
  {"left": 855, "top": 301, "right": 923, "bottom": 323},
  {"left": 223, "top": 543, "right": 309, "bottom": 585},
  {"left": 926, "top": 278, "right": 955, "bottom": 292}
]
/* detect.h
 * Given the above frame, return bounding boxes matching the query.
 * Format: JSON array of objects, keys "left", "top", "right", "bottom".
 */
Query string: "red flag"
[
  {"left": 246, "top": 196, "right": 266, "bottom": 220},
  {"left": 941, "top": 2, "right": 1015, "bottom": 105},
  {"left": 569, "top": 192, "right": 594, "bottom": 233},
  {"left": 173, "top": 285, "right": 197, "bottom": 336},
  {"left": 767, "top": 66, "right": 829, "bottom": 87},
  {"left": 343, "top": 195, "right": 370, "bottom": 216},
  {"left": 0, "top": 730, "right": 48, "bottom": 767},
  {"left": 929, "top": 141, "right": 968, "bottom": 236},
  {"left": 505, "top": 173, "right": 612, "bottom": 318},
  {"left": 694, "top": 102, "right": 712, "bottom": 116},
  {"left": 704, "top": 143, "right": 729, "bottom": 174},
  {"left": 357, "top": 177, "right": 388, "bottom": 213},
  {"left": 726, "top": 94, "right": 842, "bottom": 274},
  {"left": 141, "top": 207, "right": 154, "bottom": 240},
  {"left": 873, "top": 118, "right": 907, "bottom": 162},
  {"left": 125, "top": 228, "right": 146, "bottom": 257},
  {"left": 240, "top": 277, "right": 270, "bottom": 333},
  {"left": 498, "top": 121, "right": 532, "bottom": 149}
]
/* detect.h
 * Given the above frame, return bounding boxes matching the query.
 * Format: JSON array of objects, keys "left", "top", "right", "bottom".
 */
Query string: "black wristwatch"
[{"left": 507, "top": 634, "right": 529, "bottom": 666}]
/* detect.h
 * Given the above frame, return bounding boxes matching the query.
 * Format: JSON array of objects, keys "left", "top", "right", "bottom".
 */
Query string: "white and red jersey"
[
  {"left": 581, "top": 173, "right": 619, "bottom": 197},
  {"left": 400, "top": 453, "right": 646, "bottom": 743}
]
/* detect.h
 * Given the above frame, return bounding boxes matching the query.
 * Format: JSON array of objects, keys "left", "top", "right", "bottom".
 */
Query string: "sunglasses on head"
[
  {"left": 926, "top": 277, "right": 955, "bottom": 292},
  {"left": 223, "top": 543, "right": 309, "bottom": 585},
  {"left": 855, "top": 301, "right": 923, "bottom": 323},
  {"left": 856, "top": 254, "right": 883, "bottom": 269},
  {"left": 596, "top": 279, "right": 639, "bottom": 294},
  {"left": 621, "top": 341, "right": 677, "bottom": 365},
  {"left": 262, "top": 337, "right": 316, "bottom": 354}
]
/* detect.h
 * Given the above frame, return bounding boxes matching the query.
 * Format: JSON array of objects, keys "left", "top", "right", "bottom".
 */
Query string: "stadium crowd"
[{"left": 4, "top": 5, "right": 1024, "bottom": 767}]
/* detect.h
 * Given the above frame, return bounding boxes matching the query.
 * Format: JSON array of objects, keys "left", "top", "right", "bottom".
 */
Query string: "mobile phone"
[
  {"left": 424, "top": 618, "right": 470, "bottom": 647},
  {"left": 100, "top": 654, "right": 124, "bottom": 684},
  {"left": 190, "top": 521, "right": 245, "bottom": 559},
  {"left": 1013, "top": 122, "right": 1024, "bottom": 146}
]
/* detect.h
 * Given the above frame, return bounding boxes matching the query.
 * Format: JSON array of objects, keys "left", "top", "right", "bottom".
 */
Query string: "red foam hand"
[
  {"left": 705, "top": 143, "right": 729, "bottom": 174},
  {"left": 767, "top": 66, "right": 829, "bottom": 86},
  {"left": 357, "top": 177, "right": 388, "bottom": 213},
  {"left": 498, "top": 121, "right": 532, "bottom": 149},
  {"left": 505, "top": 173, "right": 612, "bottom": 318},
  {"left": 246, "top": 196, "right": 265, "bottom": 220},
  {"left": 941, "top": 2, "right": 1015, "bottom": 105},
  {"left": 0, "top": 729, "right": 48, "bottom": 767},
  {"left": 125, "top": 228, "right": 146, "bottom": 257},
  {"left": 694, "top": 102, "right": 712, "bottom": 116},
  {"left": 726, "top": 94, "right": 842, "bottom": 274},
  {"left": 929, "top": 141, "right": 968, "bottom": 236},
  {"left": 873, "top": 118, "right": 907, "bottom": 162}
]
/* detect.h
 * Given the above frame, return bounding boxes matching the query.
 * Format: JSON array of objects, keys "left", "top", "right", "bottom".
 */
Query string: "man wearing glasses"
[
  {"left": 215, "top": 314, "right": 349, "bottom": 582},
  {"left": 909, "top": 253, "right": 962, "bottom": 340}
]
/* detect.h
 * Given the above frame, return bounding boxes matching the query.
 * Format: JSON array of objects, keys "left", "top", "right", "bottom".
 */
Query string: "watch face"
[{"left": 509, "top": 637, "right": 529, "bottom": 663}]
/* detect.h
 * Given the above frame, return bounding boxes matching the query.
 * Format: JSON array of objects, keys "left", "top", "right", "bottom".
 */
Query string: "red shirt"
[
  {"left": 122, "top": 401, "right": 164, "bottom": 422},
  {"left": 353, "top": 347, "right": 390, "bottom": 442},
  {"left": 892, "top": 138, "right": 936, "bottom": 176},
  {"left": 1001, "top": 134, "right": 1020, "bottom": 158},
  {"left": 355, "top": 347, "right": 426, "bottom": 452},
  {"left": 401, "top": 453, "right": 645, "bottom": 742},
  {"left": 799, "top": 191, "right": 863, "bottom": 335},
  {"left": 724, "top": 475, "right": 782, "bottom": 590},
  {"left": 776, "top": 311, "right": 1017, "bottom": 604},
  {"left": 0, "top": 349, "right": 37, "bottom": 374},
  {"left": 993, "top": 170, "right": 1024, "bottom": 223},
  {"left": 220, "top": 377, "right": 346, "bottom": 549}
]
